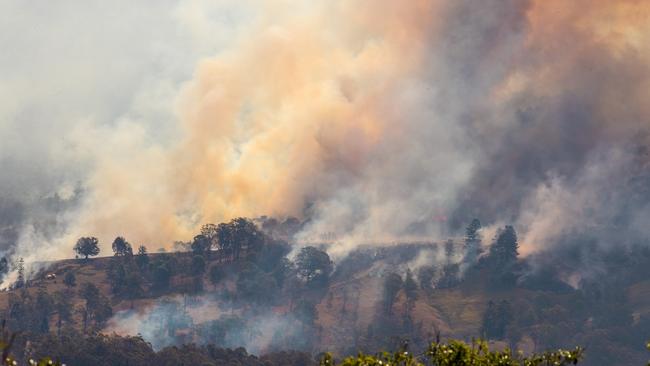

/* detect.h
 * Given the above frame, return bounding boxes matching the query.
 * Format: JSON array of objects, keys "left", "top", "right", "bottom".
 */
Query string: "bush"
[{"left": 320, "top": 339, "right": 583, "bottom": 366}]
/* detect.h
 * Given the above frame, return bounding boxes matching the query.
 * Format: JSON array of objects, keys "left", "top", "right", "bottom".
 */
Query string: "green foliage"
[
  {"left": 74, "top": 237, "right": 100, "bottom": 259},
  {"left": 0, "top": 320, "right": 63, "bottom": 366},
  {"left": 320, "top": 339, "right": 583, "bottom": 366}
]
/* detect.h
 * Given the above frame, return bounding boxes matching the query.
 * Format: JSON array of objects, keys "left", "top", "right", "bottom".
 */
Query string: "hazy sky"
[{"left": 1, "top": 0, "right": 649, "bottom": 263}]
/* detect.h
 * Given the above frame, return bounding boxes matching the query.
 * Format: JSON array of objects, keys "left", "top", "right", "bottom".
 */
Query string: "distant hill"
[{"left": 1, "top": 240, "right": 649, "bottom": 366}]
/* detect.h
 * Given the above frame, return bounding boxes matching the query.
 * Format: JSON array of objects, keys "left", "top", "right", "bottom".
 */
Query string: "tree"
[
  {"left": 295, "top": 246, "right": 333, "bottom": 287},
  {"left": 191, "top": 234, "right": 211, "bottom": 256},
  {"left": 200, "top": 223, "right": 219, "bottom": 252},
  {"left": 437, "top": 263, "right": 460, "bottom": 289},
  {"left": 80, "top": 283, "right": 112, "bottom": 330},
  {"left": 464, "top": 218, "right": 483, "bottom": 263},
  {"left": 215, "top": 218, "right": 266, "bottom": 261},
  {"left": 481, "top": 300, "right": 513, "bottom": 340},
  {"left": 80, "top": 283, "right": 100, "bottom": 307},
  {"left": 216, "top": 222, "right": 233, "bottom": 258},
  {"left": 136, "top": 245, "right": 149, "bottom": 269},
  {"left": 15, "top": 257, "right": 25, "bottom": 288},
  {"left": 404, "top": 269, "right": 418, "bottom": 303},
  {"left": 63, "top": 271, "right": 76, "bottom": 288},
  {"left": 382, "top": 272, "right": 403, "bottom": 315},
  {"left": 0, "top": 256, "right": 8, "bottom": 280},
  {"left": 112, "top": 237, "right": 133, "bottom": 257},
  {"left": 191, "top": 255, "right": 206, "bottom": 276},
  {"left": 53, "top": 291, "right": 73, "bottom": 335},
  {"left": 209, "top": 265, "right": 224, "bottom": 287},
  {"left": 418, "top": 266, "right": 436, "bottom": 292},
  {"left": 74, "top": 237, "right": 100, "bottom": 259},
  {"left": 444, "top": 239, "right": 455, "bottom": 263},
  {"left": 489, "top": 226, "right": 519, "bottom": 266},
  {"left": 34, "top": 289, "right": 54, "bottom": 333},
  {"left": 319, "top": 339, "right": 583, "bottom": 366},
  {"left": 123, "top": 271, "right": 144, "bottom": 304},
  {"left": 152, "top": 263, "right": 171, "bottom": 291},
  {"left": 236, "top": 262, "right": 278, "bottom": 304},
  {"left": 231, "top": 217, "right": 265, "bottom": 259}
]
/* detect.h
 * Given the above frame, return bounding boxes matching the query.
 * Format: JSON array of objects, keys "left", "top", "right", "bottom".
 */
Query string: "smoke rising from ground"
[
  {"left": 1, "top": 0, "right": 649, "bottom": 261},
  {"left": 106, "top": 295, "right": 310, "bottom": 354}
]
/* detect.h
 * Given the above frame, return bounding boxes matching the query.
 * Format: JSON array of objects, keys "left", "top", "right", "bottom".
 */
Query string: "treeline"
[
  {"left": 0, "top": 328, "right": 316, "bottom": 366},
  {"left": 0, "top": 329, "right": 591, "bottom": 366},
  {"left": 355, "top": 219, "right": 650, "bottom": 365},
  {"left": 4, "top": 216, "right": 650, "bottom": 365},
  {"left": 4, "top": 217, "right": 335, "bottom": 353}
]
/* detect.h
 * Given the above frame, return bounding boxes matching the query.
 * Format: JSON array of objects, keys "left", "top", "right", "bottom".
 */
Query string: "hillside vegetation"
[{"left": 0, "top": 218, "right": 649, "bottom": 365}]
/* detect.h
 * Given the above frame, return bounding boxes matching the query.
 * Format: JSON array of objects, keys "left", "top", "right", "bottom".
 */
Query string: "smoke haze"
[{"left": 1, "top": 0, "right": 649, "bottom": 261}]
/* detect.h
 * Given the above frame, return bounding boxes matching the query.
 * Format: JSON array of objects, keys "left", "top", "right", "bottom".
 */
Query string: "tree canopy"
[
  {"left": 320, "top": 339, "right": 583, "bottom": 366},
  {"left": 295, "top": 246, "right": 333, "bottom": 287},
  {"left": 112, "top": 237, "right": 133, "bottom": 257},
  {"left": 74, "top": 237, "right": 100, "bottom": 259}
]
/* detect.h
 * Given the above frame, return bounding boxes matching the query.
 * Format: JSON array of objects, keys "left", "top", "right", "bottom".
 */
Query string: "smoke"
[
  {"left": 105, "top": 295, "right": 310, "bottom": 354},
  {"left": 2, "top": 0, "right": 650, "bottom": 262}
]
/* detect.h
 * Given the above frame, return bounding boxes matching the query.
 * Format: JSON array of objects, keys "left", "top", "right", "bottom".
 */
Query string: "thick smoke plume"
[{"left": 1, "top": 0, "right": 650, "bottom": 261}]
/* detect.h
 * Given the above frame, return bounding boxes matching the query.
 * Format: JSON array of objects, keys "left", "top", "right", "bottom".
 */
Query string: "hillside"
[{"left": 2, "top": 239, "right": 650, "bottom": 366}]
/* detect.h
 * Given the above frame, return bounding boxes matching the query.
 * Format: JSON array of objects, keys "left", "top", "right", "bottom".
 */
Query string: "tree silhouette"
[
  {"left": 0, "top": 257, "right": 8, "bottom": 280},
  {"left": 112, "top": 237, "right": 133, "bottom": 257},
  {"left": 136, "top": 245, "right": 149, "bottom": 269},
  {"left": 74, "top": 237, "right": 100, "bottom": 260},
  {"left": 63, "top": 271, "right": 76, "bottom": 288},
  {"left": 295, "top": 246, "right": 333, "bottom": 287},
  {"left": 489, "top": 226, "right": 519, "bottom": 266},
  {"left": 191, "top": 235, "right": 211, "bottom": 256},
  {"left": 53, "top": 290, "right": 73, "bottom": 336},
  {"left": 191, "top": 255, "right": 206, "bottom": 276},
  {"left": 15, "top": 257, "right": 25, "bottom": 288},
  {"left": 404, "top": 269, "right": 418, "bottom": 302},
  {"left": 209, "top": 265, "right": 224, "bottom": 287},
  {"left": 382, "top": 272, "right": 403, "bottom": 315},
  {"left": 464, "top": 218, "right": 483, "bottom": 263}
]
